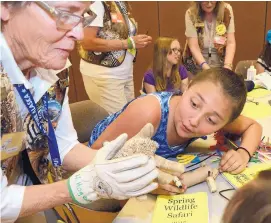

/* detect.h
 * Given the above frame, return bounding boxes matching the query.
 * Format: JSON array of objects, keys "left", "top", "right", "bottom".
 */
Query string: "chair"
[
  {"left": 234, "top": 60, "right": 257, "bottom": 79},
  {"left": 45, "top": 100, "right": 120, "bottom": 223},
  {"left": 69, "top": 99, "right": 109, "bottom": 144}
]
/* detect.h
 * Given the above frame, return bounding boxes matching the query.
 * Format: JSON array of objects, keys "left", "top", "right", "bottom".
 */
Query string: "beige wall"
[{"left": 68, "top": 1, "right": 271, "bottom": 103}]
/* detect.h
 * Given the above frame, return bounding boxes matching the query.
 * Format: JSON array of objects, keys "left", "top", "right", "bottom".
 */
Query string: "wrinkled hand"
[
  {"left": 68, "top": 134, "right": 158, "bottom": 204},
  {"left": 132, "top": 34, "right": 152, "bottom": 49},
  {"left": 219, "top": 149, "right": 249, "bottom": 174}
]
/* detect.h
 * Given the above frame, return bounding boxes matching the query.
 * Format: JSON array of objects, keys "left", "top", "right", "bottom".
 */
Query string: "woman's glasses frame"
[{"left": 36, "top": 1, "right": 96, "bottom": 30}]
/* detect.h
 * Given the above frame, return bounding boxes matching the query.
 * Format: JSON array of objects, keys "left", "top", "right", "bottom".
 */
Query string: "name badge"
[
  {"left": 1, "top": 132, "right": 25, "bottom": 160},
  {"left": 214, "top": 36, "right": 227, "bottom": 45},
  {"left": 195, "top": 22, "right": 205, "bottom": 28},
  {"left": 110, "top": 12, "right": 124, "bottom": 23}
]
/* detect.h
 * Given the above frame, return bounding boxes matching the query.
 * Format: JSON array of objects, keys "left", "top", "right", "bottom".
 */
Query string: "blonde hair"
[
  {"left": 153, "top": 37, "right": 182, "bottom": 92},
  {"left": 188, "top": 1, "right": 225, "bottom": 24}
]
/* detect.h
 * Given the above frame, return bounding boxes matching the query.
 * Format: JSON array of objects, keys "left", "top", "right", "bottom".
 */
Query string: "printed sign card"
[
  {"left": 222, "top": 163, "right": 271, "bottom": 188},
  {"left": 152, "top": 192, "right": 209, "bottom": 223}
]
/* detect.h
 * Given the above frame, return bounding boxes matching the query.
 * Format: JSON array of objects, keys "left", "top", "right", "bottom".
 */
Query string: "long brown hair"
[
  {"left": 222, "top": 169, "right": 271, "bottom": 223},
  {"left": 153, "top": 37, "right": 182, "bottom": 92},
  {"left": 189, "top": 1, "right": 225, "bottom": 23}
]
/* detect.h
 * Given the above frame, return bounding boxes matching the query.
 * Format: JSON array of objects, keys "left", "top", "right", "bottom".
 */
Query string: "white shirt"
[
  {"left": 0, "top": 33, "right": 79, "bottom": 223},
  {"left": 80, "top": 1, "right": 135, "bottom": 80}
]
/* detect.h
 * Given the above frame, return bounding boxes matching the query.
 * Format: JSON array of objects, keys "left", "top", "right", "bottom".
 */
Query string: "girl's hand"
[
  {"left": 152, "top": 174, "right": 187, "bottom": 195},
  {"left": 219, "top": 149, "right": 250, "bottom": 174},
  {"left": 132, "top": 35, "right": 152, "bottom": 49}
]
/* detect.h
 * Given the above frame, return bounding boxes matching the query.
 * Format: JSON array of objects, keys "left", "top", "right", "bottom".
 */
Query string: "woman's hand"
[
  {"left": 132, "top": 35, "right": 152, "bottom": 49},
  {"left": 219, "top": 149, "right": 250, "bottom": 174}
]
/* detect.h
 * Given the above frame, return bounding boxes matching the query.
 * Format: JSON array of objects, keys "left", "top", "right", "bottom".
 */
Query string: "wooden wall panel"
[
  {"left": 230, "top": 2, "right": 266, "bottom": 63},
  {"left": 266, "top": 2, "right": 271, "bottom": 32},
  {"left": 130, "top": 1, "right": 159, "bottom": 96},
  {"left": 158, "top": 1, "right": 190, "bottom": 47}
]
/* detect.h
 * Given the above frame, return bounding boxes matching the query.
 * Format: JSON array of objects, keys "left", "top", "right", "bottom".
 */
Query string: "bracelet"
[
  {"left": 120, "top": 40, "right": 125, "bottom": 49},
  {"left": 224, "top": 63, "right": 233, "bottom": 69},
  {"left": 237, "top": 147, "right": 252, "bottom": 161},
  {"left": 129, "top": 37, "right": 136, "bottom": 49},
  {"left": 200, "top": 61, "right": 207, "bottom": 68},
  {"left": 127, "top": 37, "right": 134, "bottom": 49}
]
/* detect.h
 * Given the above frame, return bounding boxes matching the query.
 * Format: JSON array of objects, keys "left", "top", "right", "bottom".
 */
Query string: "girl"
[
  {"left": 256, "top": 29, "right": 271, "bottom": 75},
  {"left": 89, "top": 68, "right": 262, "bottom": 193},
  {"left": 222, "top": 169, "right": 271, "bottom": 223},
  {"left": 143, "top": 37, "right": 189, "bottom": 94}
]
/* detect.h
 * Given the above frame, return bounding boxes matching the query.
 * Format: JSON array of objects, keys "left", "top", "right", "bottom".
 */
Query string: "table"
[{"left": 114, "top": 89, "right": 271, "bottom": 223}]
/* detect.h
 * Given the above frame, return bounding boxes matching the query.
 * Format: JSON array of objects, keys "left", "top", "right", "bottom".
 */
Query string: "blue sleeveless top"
[{"left": 89, "top": 92, "right": 199, "bottom": 158}]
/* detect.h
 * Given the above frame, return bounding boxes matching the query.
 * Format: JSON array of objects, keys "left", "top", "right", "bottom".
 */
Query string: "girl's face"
[
  {"left": 200, "top": 1, "right": 217, "bottom": 13},
  {"left": 174, "top": 81, "right": 233, "bottom": 139},
  {"left": 167, "top": 40, "right": 181, "bottom": 65}
]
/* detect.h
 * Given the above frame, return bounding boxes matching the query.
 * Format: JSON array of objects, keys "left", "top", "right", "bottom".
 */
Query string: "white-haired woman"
[{"left": 1, "top": 2, "right": 158, "bottom": 222}]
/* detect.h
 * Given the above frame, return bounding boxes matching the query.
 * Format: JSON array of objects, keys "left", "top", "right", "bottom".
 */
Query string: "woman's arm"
[
  {"left": 187, "top": 37, "right": 210, "bottom": 70},
  {"left": 219, "top": 115, "right": 262, "bottom": 174},
  {"left": 81, "top": 27, "right": 152, "bottom": 52},
  {"left": 223, "top": 33, "right": 236, "bottom": 70},
  {"left": 91, "top": 95, "right": 161, "bottom": 150},
  {"left": 144, "top": 83, "right": 156, "bottom": 93},
  {"left": 255, "top": 62, "right": 265, "bottom": 74}
]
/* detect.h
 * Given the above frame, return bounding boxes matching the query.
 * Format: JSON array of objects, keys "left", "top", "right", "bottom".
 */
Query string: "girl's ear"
[{"left": 1, "top": 4, "right": 11, "bottom": 21}]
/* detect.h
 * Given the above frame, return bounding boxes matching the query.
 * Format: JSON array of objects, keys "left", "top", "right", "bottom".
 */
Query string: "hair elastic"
[
  {"left": 200, "top": 61, "right": 207, "bottom": 68},
  {"left": 237, "top": 147, "right": 252, "bottom": 161}
]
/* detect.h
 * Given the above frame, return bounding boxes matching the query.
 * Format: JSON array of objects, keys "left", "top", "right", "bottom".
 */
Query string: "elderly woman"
[
  {"left": 79, "top": 1, "right": 152, "bottom": 114},
  {"left": 183, "top": 1, "right": 236, "bottom": 74},
  {"left": 1, "top": 2, "right": 158, "bottom": 222}
]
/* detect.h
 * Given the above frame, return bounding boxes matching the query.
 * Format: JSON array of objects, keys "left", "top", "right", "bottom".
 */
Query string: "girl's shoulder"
[
  {"left": 144, "top": 69, "right": 154, "bottom": 77},
  {"left": 178, "top": 65, "right": 188, "bottom": 79}
]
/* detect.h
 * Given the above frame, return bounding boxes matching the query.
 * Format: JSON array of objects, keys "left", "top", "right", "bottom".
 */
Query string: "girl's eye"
[
  {"left": 207, "top": 117, "right": 216, "bottom": 125},
  {"left": 191, "top": 100, "right": 198, "bottom": 108}
]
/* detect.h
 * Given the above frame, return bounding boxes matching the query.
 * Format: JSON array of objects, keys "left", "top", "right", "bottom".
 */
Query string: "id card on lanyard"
[{"left": 15, "top": 84, "right": 62, "bottom": 180}]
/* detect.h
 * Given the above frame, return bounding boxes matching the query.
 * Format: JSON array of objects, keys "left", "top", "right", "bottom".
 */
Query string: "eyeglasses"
[
  {"left": 36, "top": 1, "right": 97, "bottom": 30},
  {"left": 171, "top": 48, "right": 182, "bottom": 55}
]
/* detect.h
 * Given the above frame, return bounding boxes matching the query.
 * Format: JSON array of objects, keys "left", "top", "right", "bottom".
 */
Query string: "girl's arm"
[
  {"left": 181, "top": 78, "right": 189, "bottom": 92},
  {"left": 144, "top": 82, "right": 156, "bottom": 93},
  {"left": 219, "top": 115, "right": 262, "bottom": 174},
  {"left": 91, "top": 95, "right": 161, "bottom": 150},
  {"left": 223, "top": 33, "right": 236, "bottom": 70}
]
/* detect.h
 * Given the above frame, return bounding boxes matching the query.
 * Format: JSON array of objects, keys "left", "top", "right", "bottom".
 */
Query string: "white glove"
[{"left": 67, "top": 134, "right": 158, "bottom": 204}]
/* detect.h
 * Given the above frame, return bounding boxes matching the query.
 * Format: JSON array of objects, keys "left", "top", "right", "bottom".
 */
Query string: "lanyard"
[
  {"left": 15, "top": 84, "right": 62, "bottom": 170},
  {"left": 206, "top": 20, "right": 214, "bottom": 60}
]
